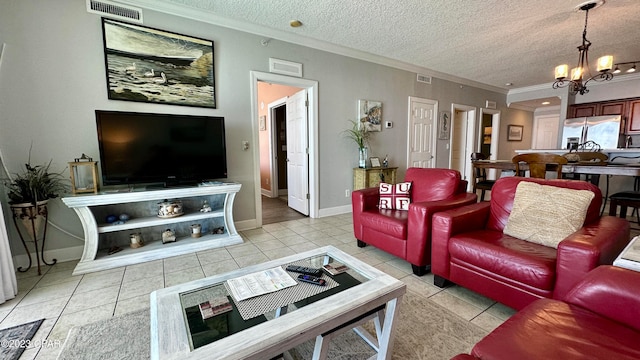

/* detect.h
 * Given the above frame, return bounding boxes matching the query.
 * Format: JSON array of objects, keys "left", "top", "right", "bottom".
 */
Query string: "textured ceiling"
[{"left": 124, "top": 0, "right": 640, "bottom": 92}]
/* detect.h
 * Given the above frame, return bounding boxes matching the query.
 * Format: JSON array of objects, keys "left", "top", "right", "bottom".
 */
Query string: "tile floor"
[{"left": 1, "top": 213, "right": 519, "bottom": 359}]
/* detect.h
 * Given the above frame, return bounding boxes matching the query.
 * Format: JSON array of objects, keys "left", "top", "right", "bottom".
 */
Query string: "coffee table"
[{"left": 150, "top": 245, "right": 406, "bottom": 359}]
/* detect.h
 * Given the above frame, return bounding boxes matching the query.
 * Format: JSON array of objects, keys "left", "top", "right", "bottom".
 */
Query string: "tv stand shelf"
[{"left": 62, "top": 183, "right": 242, "bottom": 275}]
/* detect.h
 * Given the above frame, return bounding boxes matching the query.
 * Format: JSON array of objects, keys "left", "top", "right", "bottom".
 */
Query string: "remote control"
[
  {"left": 286, "top": 265, "right": 322, "bottom": 277},
  {"left": 297, "top": 274, "right": 326, "bottom": 286}
]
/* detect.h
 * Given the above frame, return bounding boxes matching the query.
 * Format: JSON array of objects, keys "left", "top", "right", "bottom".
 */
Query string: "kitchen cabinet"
[{"left": 568, "top": 98, "right": 640, "bottom": 134}]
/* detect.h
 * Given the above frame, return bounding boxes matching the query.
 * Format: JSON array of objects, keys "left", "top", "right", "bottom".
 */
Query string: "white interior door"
[
  {"left": 532, "top": 114, "right": 560, "bottom": 149},
  {"left": 407, "top": 97, "right": 437, "bottom": 168},
  {"left": 286, "top": 89, "right": 309, "bottom": 215},
  {"left": 450, "top": 105, "right": 476, "bottom": 183}
]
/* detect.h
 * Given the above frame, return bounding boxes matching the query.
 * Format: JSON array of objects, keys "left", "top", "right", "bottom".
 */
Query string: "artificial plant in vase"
[
  {"left": 343, "top": 120, "right": 372, "bottom": 168},
  {"left": 4, "top": 154, "right": 67, "bottom": 256}
]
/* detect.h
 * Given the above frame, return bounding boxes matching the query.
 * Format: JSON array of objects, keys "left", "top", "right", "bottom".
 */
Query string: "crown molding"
[{"left": 115, "top": 0, "right": 508, "bottom": 94}]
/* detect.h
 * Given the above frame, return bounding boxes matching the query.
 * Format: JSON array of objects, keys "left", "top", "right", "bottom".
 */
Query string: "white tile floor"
[{"left": 0, "top": 214, "right": 517, "bottom": 359}]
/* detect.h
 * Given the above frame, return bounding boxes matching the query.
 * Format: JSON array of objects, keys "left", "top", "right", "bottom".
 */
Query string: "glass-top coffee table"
[{"left": 150, "top": 245, "right": 406, "bottom": 359}]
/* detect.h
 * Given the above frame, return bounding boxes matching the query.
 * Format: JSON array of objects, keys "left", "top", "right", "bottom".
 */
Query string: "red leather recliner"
[
  {"left": 452, "top": 265, "right": 640, "bottom": 360},
  {"left": 352, "top": 168, "right": 477, "bottom": 276},
  {"left": 431, "top": 176, "right": 630, "bottom": 310}
]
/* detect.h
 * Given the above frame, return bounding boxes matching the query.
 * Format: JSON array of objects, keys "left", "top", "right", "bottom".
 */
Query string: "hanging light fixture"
[{"left": 553, "top": 1, "right": 613, "bottom": 95}]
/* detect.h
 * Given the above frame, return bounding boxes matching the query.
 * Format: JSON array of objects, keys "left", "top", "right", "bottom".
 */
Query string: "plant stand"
[{"left": 11, "top": 202, "right": 57, "bottom": 275}]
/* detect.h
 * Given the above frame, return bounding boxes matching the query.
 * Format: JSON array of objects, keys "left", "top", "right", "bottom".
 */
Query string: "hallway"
[{"left": 261, "top": 195, "right": 306, "bottom": 224}]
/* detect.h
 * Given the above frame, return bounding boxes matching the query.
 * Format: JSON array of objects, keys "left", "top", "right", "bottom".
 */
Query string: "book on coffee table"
[{"left": 199, "top": 297, "right": 233, "bottom": 320}]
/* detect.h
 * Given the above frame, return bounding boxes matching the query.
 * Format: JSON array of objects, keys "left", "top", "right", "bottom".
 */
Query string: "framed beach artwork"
[
  {"left": 358, "top": 100, "right": 382, "bottom": 132},
  {"left": 101, "top": 18, "right": 216, "bottom": 108}
]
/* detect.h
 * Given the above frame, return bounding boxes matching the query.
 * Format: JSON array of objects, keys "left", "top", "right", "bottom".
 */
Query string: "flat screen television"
[{"left": 95, "top": 110, "right": 227, "bottom": 186}]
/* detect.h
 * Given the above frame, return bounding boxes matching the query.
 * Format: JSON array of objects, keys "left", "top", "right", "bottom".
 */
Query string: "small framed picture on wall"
[{"left": 507, "top": 125, "right": 523, "bottom": 141}]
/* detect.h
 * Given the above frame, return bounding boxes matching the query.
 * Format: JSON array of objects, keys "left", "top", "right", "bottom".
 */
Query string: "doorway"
[
  {"left": 478, "top": 108, "right": 501, "bottom": 180},
  {"left": 450, "top": 104, "right": 477, "bottom": 184},
  {"left": 251, "top": 71, "right": 319, "bottom": 228}
]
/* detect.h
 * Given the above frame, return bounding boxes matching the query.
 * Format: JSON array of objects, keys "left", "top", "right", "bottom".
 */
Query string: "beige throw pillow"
[{"left": 503, "top": 181, "right": 595, "bottom": 248}]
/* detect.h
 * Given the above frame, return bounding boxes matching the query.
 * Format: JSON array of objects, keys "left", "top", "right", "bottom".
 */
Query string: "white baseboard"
[
  {"left": 318, "top": 205, "right": 352, "bottom": 217},
  {"left": 235, "top": 219, "right": 258, "bottom": 232},
  {"left": 12, "top": 245, "right": 84, "bottom": 267}
]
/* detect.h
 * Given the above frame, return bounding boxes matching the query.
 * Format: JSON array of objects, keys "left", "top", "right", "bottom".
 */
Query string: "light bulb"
[{"left": 627, "top": 65, "right": 637, "bottom": 73}]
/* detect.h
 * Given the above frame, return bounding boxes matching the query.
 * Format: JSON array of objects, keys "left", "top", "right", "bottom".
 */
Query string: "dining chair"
[
  {"left": 512, "top": 153, "right": 568, "bottom": 179},
  {"left": 471, "top": 152, "right": 495, "bottom": 201}
]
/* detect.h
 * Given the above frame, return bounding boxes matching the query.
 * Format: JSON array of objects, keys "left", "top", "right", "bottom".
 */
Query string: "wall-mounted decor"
[
  {"left": 259, "top": 116, "right": 266, "bottom": 131},
  {"left": 438, "top": 111, "right": 451, "bottom": 140},
  {"left": 507, "top": 125, "right": 524, "bottom": 141},
  {"left": 101, "top": 18, "right": 215, "bottom": 108},
  {"left": 358, "top": 100, "right": 382, "bottom": 132}
]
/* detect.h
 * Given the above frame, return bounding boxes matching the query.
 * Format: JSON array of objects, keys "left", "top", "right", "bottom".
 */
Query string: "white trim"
[
  {"left": 450, "top": 104, "right": 477, "bottom": 186},
  {"left": 250, "top": 71, "right": 319, "bottom": 228},
  {"left": 318, "top": 205, "right": 352, "bottom": 218},
  {"left": 478, "top": 108, "right": 501, "bottom": 180},
  {"left": 119, "top": 0, "right": 507, "bottom": 94}
]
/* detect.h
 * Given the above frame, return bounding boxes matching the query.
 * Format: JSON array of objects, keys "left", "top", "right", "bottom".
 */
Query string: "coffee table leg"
[{"left": 376, "top": 296, "right": 402, "bottom": 360}]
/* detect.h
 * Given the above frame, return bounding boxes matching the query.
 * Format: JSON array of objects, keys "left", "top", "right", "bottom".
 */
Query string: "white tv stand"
[{"left": 62, "top": 183, "right": 242, "bottom": 275}]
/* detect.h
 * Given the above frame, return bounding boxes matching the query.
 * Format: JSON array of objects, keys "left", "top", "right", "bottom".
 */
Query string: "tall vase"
[{"left": 358, "top": 147, "right": 368, "bottom": 168}]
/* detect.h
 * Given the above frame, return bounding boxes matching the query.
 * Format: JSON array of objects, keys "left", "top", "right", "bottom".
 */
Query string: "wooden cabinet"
[
  {"left": 569, "top": 103, "right": 597, "bottom": 118},
  {"left": 353, "top": 167, "right": 397, "bottom": 190},
  {"left": 628, "top": 100, "right": 640, "bottom": 133},
  {"left": 568, "top": 97, "right": 640, "bottom": 134}
]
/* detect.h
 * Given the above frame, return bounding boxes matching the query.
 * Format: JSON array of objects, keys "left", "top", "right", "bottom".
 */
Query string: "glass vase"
[{"left": 358, "top": 147, "right": 368, "bottom": 168}]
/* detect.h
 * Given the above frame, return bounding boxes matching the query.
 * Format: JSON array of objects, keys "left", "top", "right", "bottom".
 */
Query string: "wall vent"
[
  {"left": 416, "top": 74, "right": 432, "bottom": 84},
  {"left": 86, "top": 0, "right": 144, "bottom": 24},
  {"left": 269, "top": 58, "right": 303, "bottom": 78}
]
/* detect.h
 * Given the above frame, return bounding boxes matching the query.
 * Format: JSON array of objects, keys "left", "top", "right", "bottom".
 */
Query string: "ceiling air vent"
[
  {"left": 86, "top": 0, "right": 144, "bottom": 24},
  {"left": 269, "top": 58, "right": 303, "bottom": 78},
  {"left": 416, "top": 74, "right": 432, "bottom": 84}
]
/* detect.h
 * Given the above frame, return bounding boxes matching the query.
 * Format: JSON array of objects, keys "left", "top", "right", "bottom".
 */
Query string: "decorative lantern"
[{"left": 69, "top": 154, "right": 98, "bottom": 194}]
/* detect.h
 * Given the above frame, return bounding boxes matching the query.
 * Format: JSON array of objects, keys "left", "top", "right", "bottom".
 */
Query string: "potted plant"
[
  {"left": 343, "top": 120, "right": 372, "bottom": 168},
  {"left": 4, "top": 155, "right": 67, "bottom": 243},
  {"left": 7, "top": 159, "right": 67, "bottom": 206}
]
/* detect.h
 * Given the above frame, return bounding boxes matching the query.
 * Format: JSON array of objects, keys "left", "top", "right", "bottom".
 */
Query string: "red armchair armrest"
[
  {"left": 431, "top": 202, "right": 491, "bottom": 278},
  {"left": 406, "top": 192, "right": 478, "bottom": 266},
  {"left": 554, "top": 216, "right": 631, "bottom": 299},
  {"left": 564, "top": 265, "right": 640, "bottom": 330}
]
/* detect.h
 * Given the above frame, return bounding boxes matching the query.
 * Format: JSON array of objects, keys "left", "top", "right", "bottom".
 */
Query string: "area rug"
[
  {"left": 0, "top": 318, "right": 45, "bottom": 360},
  {"left": 58, "top": 291, "right": 488, "bottom": 359}
]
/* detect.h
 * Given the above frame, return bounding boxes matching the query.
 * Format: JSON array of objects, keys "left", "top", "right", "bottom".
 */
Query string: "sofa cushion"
[
  {"left": 503, "top": 181, "right": 594, "bottom": 248},
  {"left": 449, "top": 230, "right": 557, "bottom": 291},
  {"left": 471, "top": 299, "right": 640, "bottom": 360},
  {"left": 359, "top": 209, "right": 408, "bottom": 239},
  {"left": 378, "top": 182, "right": 412, "bottom": 210}
]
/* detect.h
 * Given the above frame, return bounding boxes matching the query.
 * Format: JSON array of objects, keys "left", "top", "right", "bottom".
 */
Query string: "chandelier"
[{"left": 553, "top": 1, "right": 613, "bottom": 95}]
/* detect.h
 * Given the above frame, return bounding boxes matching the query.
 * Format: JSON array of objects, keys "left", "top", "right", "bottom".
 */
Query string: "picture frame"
[
  {"left": 101, "top": 18, "right": 216, "bottom": 108},
  {"left": 438, "top": 111, "right": 451, "bottom": 140},
  {"left": 259, "top": 116, "right": 266, "bottom": 131},
  {"left": 358, "top": 100, "right": 382, "bottom": 132},
  {"left": 370, "top": 157, "right": 381, "bottom": 168},
  {"left": 507, "top": 125, "right": 524, "bottom": 141}
]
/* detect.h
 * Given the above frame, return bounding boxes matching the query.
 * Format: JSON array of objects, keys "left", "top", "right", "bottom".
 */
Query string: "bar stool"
[{"left": 608, "top": 178, "right": 640, "bottom": 224}]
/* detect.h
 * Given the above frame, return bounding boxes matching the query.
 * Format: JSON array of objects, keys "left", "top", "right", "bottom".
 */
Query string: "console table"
[
  {"left": 62, "top": 183, "right": 243, "bottom": 275},
  {"left": 353, "top": 167, "right": 397, "bottom": 190}
]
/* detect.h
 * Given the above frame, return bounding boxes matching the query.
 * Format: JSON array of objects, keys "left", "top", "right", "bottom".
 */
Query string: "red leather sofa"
[
  {"left": 352, "top": 168, "right": 477, "bottom": 276},
  {"left": 431, "top": 176, "right": 630, "bottom": 310},
  {"left": 452, "top": 265, "right": 640, "bottom": 360}
]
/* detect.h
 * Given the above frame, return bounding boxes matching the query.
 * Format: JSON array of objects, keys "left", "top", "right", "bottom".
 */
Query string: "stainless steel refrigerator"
[{"left": 562, "top": 115, "right": 622, "bottom": 150}]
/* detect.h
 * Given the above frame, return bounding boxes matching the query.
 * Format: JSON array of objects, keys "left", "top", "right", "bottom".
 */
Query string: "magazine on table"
[
  {"left": 622, "top": 238, "right": 640, "bottom": 263},
  {"left": 226, "top": 266, "right": 297, "bottom": 301}
]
